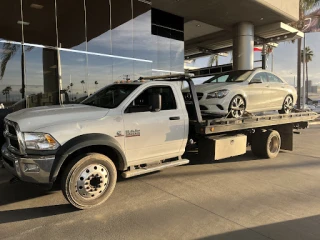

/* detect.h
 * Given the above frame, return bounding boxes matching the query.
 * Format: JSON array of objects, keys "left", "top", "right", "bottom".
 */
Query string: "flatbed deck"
[{"left": 192, "top": 112, "right": 318, "bottom": 135}]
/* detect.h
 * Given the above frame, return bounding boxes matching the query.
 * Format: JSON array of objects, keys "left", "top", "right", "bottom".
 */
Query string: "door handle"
[{"left": 169, "top": 116, "right": 180, "bottom": 120}]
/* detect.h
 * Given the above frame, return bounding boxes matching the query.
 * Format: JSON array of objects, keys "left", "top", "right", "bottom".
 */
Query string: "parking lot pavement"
[{"left": 1, "top": 126, "right": 320, "bottom": 240}]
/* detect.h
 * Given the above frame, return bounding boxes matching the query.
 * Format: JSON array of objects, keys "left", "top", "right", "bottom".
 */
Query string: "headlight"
[
  {"left": 23, "top": 133, "right": 60, "bottom": 150},
  {"left": 207, "top": 89, "right": 229, "bottom": 99}
]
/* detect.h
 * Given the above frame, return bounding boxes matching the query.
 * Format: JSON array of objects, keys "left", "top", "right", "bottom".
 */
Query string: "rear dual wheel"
[{"left": 251, "top": 130, "right": 281, "bottom": 159}]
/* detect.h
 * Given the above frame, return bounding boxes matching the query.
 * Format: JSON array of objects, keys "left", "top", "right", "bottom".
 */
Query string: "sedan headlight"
[
  {"left": 23, "top": 133, "right": 60, "bottom": 150},
  {"left": 207, "top": 89, "right": 229, "bottom": 99}
]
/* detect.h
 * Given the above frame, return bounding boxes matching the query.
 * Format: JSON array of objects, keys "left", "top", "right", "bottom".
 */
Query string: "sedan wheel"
[
  {"left": 228, "top": 95, "right": 246, "bottom": 118},
  {"left": 279, "top": 95, "right": 293, "bottom": 114}
]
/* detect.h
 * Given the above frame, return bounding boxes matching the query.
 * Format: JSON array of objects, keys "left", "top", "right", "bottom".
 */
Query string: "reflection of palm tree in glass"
[
  {"left": 94, "top": 81, "right": 99, "bottom": 92},
  {"left": 68, "top": 82, "right": 73, "bottom": 100},
  {"left": 80, "top": 80, "right": 85, "bottom": 93},
  {"left": 0, "top": 43, "right": 34, "bottom": 99},
  {"left": 2, "top": 86, "right": 12, "bottom": 102}
]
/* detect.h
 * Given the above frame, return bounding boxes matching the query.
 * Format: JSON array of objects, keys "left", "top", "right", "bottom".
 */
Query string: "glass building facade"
[{"left": 0, "top": 0, "right": 184, "bottom": 109}]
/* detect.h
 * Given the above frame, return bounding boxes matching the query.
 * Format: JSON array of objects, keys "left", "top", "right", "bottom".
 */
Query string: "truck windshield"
[
  {"left": 203, "top": 70, "right": 253, "bottom": 83},
  {"left": 81, "top": 84, "right": 139, "bottom": 108}
]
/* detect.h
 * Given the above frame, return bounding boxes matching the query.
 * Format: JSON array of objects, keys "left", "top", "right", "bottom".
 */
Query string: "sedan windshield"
[
  {"left": 81, "top": 84, "right": 139, "bottom": 108},
  {"left": 203, "top": 70, "right": 253, "bottom": 83}
]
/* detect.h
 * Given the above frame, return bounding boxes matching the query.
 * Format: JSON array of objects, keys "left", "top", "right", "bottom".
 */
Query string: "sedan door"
[
  {"left": 245, "top": 72, "right": 269, "bottom": 111},
  {"left": 266, "top": 73, "right": 288, "bottom": 108}
]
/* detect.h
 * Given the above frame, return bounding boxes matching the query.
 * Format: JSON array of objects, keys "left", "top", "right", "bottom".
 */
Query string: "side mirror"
[
  {"left": 249, "top": 78, "right": 263, "bottom": 84},
  {"left": 151, "top": 93, "right": 162, "bottom": 112}
]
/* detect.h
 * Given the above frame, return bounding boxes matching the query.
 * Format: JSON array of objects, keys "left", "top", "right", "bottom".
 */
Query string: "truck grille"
[{"left": 3, "top": 119, "right": 25, "bottom": 155}]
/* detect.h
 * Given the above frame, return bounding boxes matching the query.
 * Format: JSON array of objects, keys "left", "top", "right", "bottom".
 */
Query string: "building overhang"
[
  {"left": 185, "top": 22, "right": 303, "bottom": 60},
  {"left": 153, "top": 0, "right": 300, "bottom": 59}
]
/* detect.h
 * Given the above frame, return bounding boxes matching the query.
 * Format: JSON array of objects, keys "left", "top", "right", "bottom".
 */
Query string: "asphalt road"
[{"left": 1, "top": 125, "right": 320, "bottom": 240}]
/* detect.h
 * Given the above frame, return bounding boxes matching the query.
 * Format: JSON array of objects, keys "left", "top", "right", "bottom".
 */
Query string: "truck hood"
[{"left": 6, "top": 104, "right": 109, "bottom": 132}]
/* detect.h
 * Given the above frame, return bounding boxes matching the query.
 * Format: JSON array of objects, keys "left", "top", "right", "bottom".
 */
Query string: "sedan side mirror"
[{"left": 249, "top": 78, "right": 263, "bottom": 84}]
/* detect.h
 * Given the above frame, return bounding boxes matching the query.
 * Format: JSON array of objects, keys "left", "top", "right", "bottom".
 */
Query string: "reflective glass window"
[
  {"left": 157, "top": 34, "right": 171, "bottom": 71},
  {"left": 0, "top": 43, "right": 23, "bottom": 108},
  {"left": 87, "top": 55, "right": 113, "bottom": 96},
  {"left": 59, "top": 51, "right": 87, "bottom": 103},
  {"left": 25, "top": 47, "right": 60, "bottom": 107},
  {"left": 170, "top": 38, "right": 184, "bottom": 73},
  {"left": 133, "top": 0, "right": 152, "bottom": 61},
  {"left": 86, "top": 0, "right": 112, "bottom": 54},
  {"left": 111, "top": 0, "right": 133, "bottom": 57},
  {"left": 0, "top": 0, "right": 22, "bottom": 43},
  {"left": 133, "top": 61, "right": 152, "bottom": 80},
  {"left": 22, "top": 0, "right": 57, "bottom": 47},
  {"left": 56, "top": 0, "right": 86, "bottom": 51},
  {"left": 113, "top": 58, "right": 134, "bottom": 82}
]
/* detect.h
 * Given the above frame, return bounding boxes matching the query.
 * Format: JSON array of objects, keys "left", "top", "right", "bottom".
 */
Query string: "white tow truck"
[{"left": 2, "top": 74, "right": 318, "bottom": 209}]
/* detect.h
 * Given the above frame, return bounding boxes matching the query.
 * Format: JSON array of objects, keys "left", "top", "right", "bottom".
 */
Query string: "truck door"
[{"left": 123, "top": 85, "right": 185, "bottom": 164}]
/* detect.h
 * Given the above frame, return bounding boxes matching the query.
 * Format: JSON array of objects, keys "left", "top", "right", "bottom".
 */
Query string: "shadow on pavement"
[
  {"left": 0, "top": 170, "right": 55, "bottom": 206},
  {"left": 0, "top": 204, "right": 76, "bottom": 224},
  {"left": 196, "top": 214, "right": 320, "bottom": 240}
]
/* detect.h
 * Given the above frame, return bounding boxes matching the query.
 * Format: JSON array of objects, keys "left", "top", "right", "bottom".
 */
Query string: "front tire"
[
  {"left": 61, "top": 153, "right": 117, "bottom": 210},
  {"left": 228, "top": 95, "right": 246, "bottom": 118},
  {"left": 279, "top": 95, "right": 293, "bottom": 114}
]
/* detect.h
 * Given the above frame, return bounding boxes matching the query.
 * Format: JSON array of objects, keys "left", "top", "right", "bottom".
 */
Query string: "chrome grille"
[
  {"left": 3, "top": 119, "right": 25, "bottom": 155},
  {"left": 183, "top": 92, "right": 204, "bottom": 101}
]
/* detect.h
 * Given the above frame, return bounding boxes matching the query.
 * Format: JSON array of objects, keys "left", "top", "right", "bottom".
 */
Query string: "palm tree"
[
  {"left": 2, "top": 86, "right": 12, "bottom": 102},
  {"left": 301, "top": 46, "right": 314, "bottom": 102},
  {"left": 0, "top": 43, "right": 34, "bottom": 99},
  {"left": 291, "top": 0, "right": 320, "bottom": 108},
  {"left": 94, "top": 80, "right": 99, "bottom": 91},
  {"left": 80, "top": 80, "right": 85, "bottom": 93}
]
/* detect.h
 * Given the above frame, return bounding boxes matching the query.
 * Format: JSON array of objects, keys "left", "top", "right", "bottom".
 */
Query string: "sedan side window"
[
  {"left": 267, "top": 73, "right": 283, "bottom": 83},
  {"left": 252, "top": 72, "right": 268, "bottom": 82},
  {"left": 125, "top": 86, "right": 177, "bottom": 113}
]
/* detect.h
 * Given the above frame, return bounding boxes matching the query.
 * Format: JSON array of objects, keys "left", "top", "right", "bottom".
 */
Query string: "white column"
[{"left": 232, "top": 22, "right": 254, "bottom": 70}]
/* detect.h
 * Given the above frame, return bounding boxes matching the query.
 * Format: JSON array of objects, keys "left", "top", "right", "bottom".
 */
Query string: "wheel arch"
[{"left": 50, "top": 133, "right": 127, "bottom": 183}]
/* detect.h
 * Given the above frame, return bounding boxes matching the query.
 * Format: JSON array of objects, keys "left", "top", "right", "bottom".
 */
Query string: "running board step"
[{"left": 122, "top": 159, "right": 189, "bottom": 178}]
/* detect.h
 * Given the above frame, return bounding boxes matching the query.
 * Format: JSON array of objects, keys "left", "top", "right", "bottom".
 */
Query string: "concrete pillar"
[{"left": 232, "top": 22, "right": 254, "bottom": 70}]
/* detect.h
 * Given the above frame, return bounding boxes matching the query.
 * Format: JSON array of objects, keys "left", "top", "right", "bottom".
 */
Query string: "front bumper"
[
  {"left": 198, "top": 97, "right": 230, "bottom": 115},
  {"left": 1, "top": 145, "right": 55, "bottom": 184}
]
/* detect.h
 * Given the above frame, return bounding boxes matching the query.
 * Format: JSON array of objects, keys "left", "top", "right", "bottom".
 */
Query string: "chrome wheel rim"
[
  {"left": 269, "top": 135, "right": 280, "bottom": 154},
  {"left": 230, "top": 96, "right": 245, "bottom": 118},
  {"left": 76, "top": 164, "right": 109, "bottom": 200},
  {"left": 284, "top": 96, "right": 293, "bottom": 113}
]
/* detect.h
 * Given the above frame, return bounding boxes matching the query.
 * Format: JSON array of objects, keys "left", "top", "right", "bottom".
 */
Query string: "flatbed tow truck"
[{"left": 1, "top": 74, "right": 318, "bottom": 209}]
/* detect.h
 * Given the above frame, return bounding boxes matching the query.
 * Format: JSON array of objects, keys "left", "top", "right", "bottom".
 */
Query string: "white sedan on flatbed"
[{"left": 183, "top": 69, "right": 297, "bottom": 118}]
